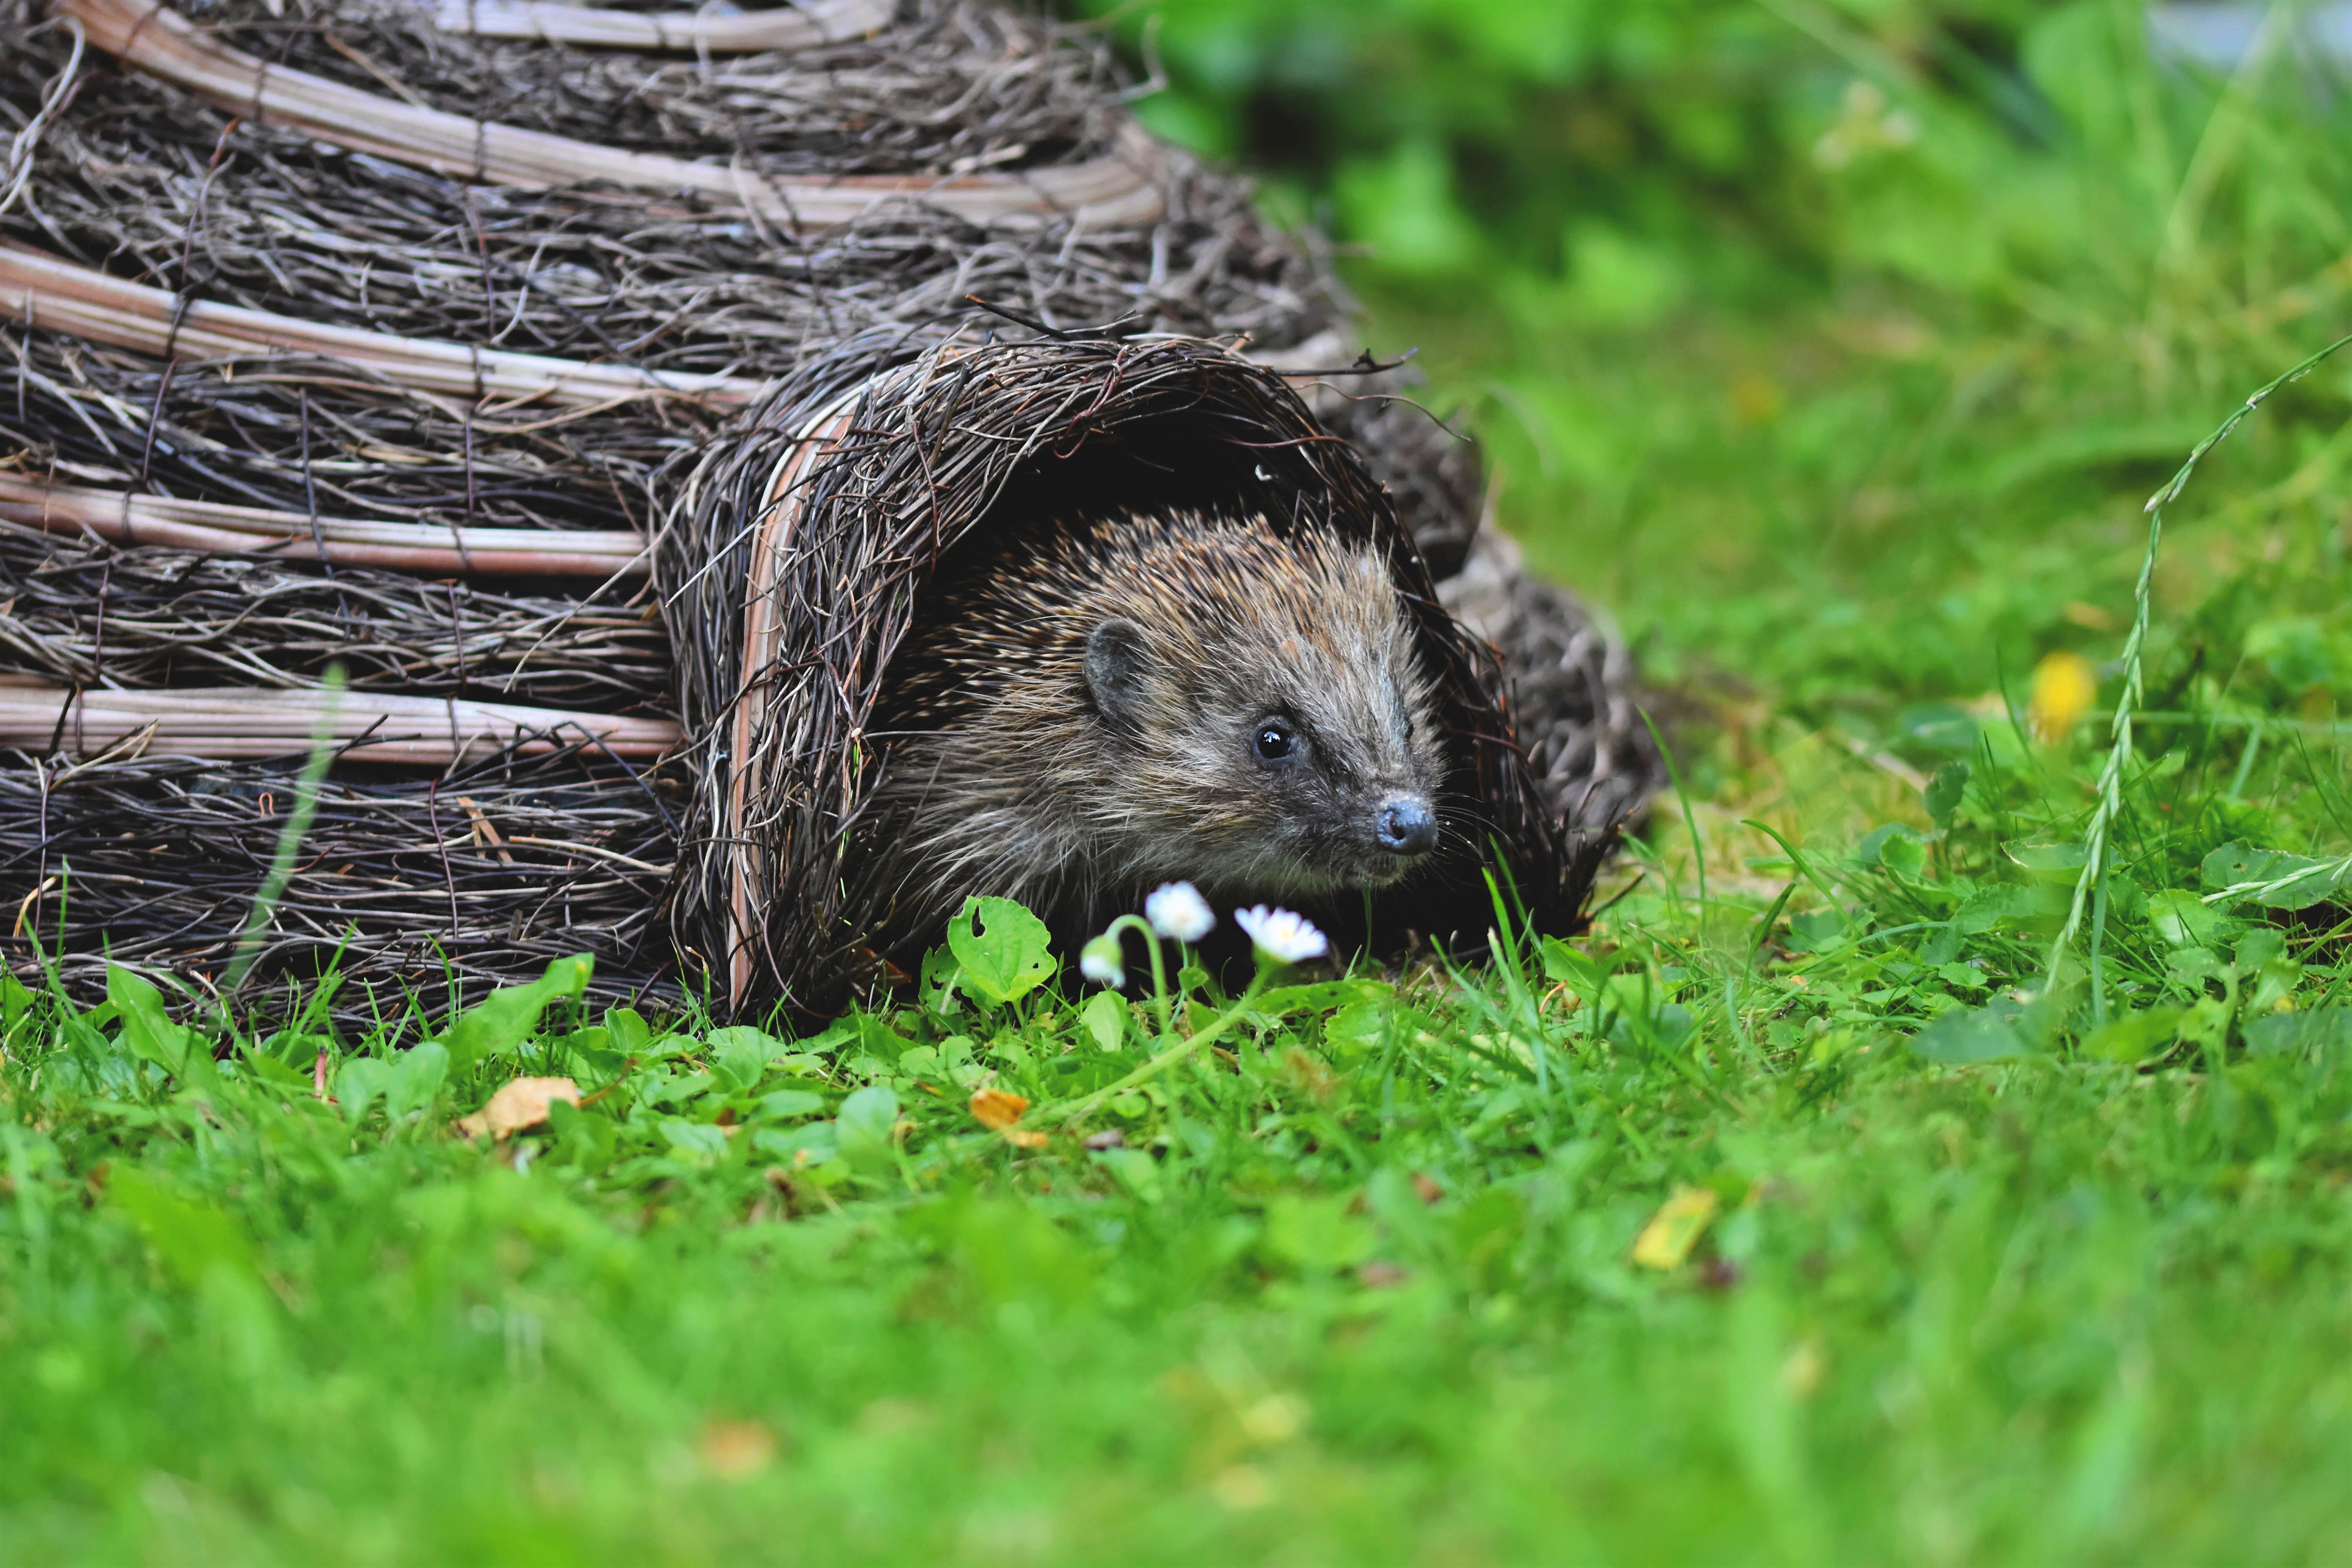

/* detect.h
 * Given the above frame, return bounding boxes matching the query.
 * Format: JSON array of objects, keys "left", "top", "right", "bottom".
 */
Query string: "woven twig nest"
[
  {"left": 0, "top": 0, "right": 1657, "bottom": 1020},
  {"left": 660, "top": 333, "right": 1617, "bottom": 1013}
]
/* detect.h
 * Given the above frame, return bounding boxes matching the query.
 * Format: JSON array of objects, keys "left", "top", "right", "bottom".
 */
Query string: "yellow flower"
[{"left": 2029, "top": 650, "right": 2097, "bottom": 744}]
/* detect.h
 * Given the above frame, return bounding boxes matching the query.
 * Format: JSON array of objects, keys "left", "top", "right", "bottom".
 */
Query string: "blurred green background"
[{"left": 1069, "top": 0, "right": 2352, "bottom": 764}]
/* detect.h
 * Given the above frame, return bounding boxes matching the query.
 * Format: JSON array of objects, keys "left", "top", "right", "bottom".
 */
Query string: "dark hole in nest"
[{"left": 974, "top": 414, "right": 1338, "bottom": 543}]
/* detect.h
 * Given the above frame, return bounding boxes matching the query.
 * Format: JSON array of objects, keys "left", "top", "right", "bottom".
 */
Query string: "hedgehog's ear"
[{"left": 1085, "top": 617, "right": 1153, "bottom": 729}]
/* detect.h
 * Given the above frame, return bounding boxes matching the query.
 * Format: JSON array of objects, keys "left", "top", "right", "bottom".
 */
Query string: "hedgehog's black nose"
[{"left": 1374, "top": 794, "right": 1438, "bottom": 856}]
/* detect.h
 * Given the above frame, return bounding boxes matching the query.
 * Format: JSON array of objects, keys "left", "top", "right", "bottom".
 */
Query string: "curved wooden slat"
[
  {"left": 723, "top": 382, "right": 869, "bottom": 1004},
  {"left": 0, "top": 242, "right": 768, "bottom": 409},
  {"left": 52, "top": 0, "right": 1169, "bottom": 230},
  {"left": 0, "top": 473, "right": 650, "bottom": 576},
  {"left": 0, "top": 680, "right": 682, "bottom": 762},
  {"left": 431, "top": 0, "right": 891, "bottom": 51}
]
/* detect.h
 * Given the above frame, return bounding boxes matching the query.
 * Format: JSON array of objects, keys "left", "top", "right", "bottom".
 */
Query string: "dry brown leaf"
[
  {"left": 696, "top": 1418, "right": 777, "bottom": 1479},
  {"left": 968, "top": 1087, "right": 1029, "bottom": 1130},
  {"left": 456, "top": 1076, "right": 581, "bottom": 1141},
  {"left": 1001, "top": 1128, "right": 1048, "bottom": 1150}
]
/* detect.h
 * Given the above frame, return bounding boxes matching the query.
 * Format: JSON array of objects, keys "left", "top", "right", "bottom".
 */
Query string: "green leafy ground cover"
[{"left": 15, "top": 2, "right": 2352, "bottom": 1562}]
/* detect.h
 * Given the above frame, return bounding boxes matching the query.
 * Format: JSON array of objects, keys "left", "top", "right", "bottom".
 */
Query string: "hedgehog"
[{"left": 852, "top": 505, "right": 1450, "bottom": 960}]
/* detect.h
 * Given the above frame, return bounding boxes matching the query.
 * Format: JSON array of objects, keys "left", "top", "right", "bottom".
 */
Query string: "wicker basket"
[{"left": 0, "top": 0, "right": 1655, "bottom": 1022}]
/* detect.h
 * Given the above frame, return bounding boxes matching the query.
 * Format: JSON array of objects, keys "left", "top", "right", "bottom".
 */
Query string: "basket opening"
[
  {"left": 972, "top": 401, "right": 1370, "bottom": 552},
  {"left": 857, "top": 402, "right": 1526, "bottom": 979}
]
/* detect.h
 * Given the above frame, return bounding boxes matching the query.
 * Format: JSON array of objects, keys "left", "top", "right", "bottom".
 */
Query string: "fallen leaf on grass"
[
  {"left": 1631, "top": 1185, "right": 1719, "bottom": 1270},
  {"left": 696, "top": 1418, "right": 777, "bottom": 1479},
  {"left": 968, "top": 1088, "right": 1046, "bottom": 1148},
  {"left": 968, "top": 1087, "right": 1029, "bottom": 1128},
  {"left": 456, "top": 1076, "right": 580, "bottom": 1141}
]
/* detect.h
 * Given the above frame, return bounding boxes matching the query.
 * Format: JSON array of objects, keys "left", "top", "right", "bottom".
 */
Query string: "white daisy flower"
[
  {"left": 1234, "top": 905, "right": 1328, "bottom": 964},
  {"left": 1079, "top": 934, "right": 1126, "bottom": 989},
  {"left": 1145, "top": 881, "right": 1216, "bottom": 943}
]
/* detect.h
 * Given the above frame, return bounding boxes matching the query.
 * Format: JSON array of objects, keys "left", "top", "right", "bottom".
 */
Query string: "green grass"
[
  {"left": 20, "top": 546, "right": 2352, "bottom": 1563},
  {"left": 19, "top": 755, "right": 2352, "bottom": 1566},
  {"left": 20, "top": 3, "right": 2352, "bottom": 1560}
]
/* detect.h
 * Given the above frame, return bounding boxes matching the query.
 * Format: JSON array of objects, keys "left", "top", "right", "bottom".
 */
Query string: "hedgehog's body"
[{"left": 858, "top": 507, "right": 1447, "bottom": 956}]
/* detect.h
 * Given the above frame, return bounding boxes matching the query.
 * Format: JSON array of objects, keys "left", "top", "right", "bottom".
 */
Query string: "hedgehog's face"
[{"left": 1082, "top": 542, "right": 1448, "bottom": 896}]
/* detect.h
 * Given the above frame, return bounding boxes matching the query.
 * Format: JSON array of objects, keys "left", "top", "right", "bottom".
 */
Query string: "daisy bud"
[{"left": 1079, "top": 934, "right": 1126, "bottom": 988}]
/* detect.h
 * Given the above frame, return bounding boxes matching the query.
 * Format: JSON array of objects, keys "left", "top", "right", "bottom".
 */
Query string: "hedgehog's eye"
[{"left": 1252, "top": 718, "right": 1298, "bottom": 763}]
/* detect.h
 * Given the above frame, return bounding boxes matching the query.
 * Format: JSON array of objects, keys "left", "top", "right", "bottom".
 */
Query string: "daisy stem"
[
  {"left": 1042, "top": 963, "right": 1276, "bottom": 1126},
  {"left": 1101, "top": 914, "right": 1174, "bottom": 1038}
]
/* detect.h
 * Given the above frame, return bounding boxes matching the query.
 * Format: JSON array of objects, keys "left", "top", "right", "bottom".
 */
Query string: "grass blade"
[{"left": 219, "top": 668, "right": 345, "bottom": 1001}]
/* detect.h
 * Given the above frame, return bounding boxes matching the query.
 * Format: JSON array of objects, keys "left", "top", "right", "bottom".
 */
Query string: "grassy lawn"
[{"left": 15, "top": 4, "right": 2352, "bottom": 1563}]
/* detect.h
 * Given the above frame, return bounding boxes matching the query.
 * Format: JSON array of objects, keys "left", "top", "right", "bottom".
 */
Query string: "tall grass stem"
[
  {"left": 2049, "top": 335, "right": 2352, "bottom": 1008},
  {"left": 220, "top": 667, "right": 346, "bottom": 1000},
  {"left": 1640, "top": 708, "right": 1708, "bottom": 943}
]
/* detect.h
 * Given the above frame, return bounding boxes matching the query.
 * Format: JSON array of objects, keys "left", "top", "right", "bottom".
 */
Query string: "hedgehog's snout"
[{"left": 1374, "top": 793, "right": 1439, "bottom": 857}]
